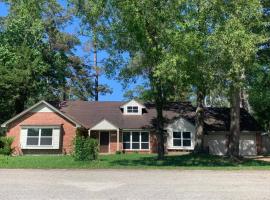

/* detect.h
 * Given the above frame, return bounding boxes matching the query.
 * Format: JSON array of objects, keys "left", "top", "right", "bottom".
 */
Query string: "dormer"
[{"left": 120, "top": 99, "right": 146, "bottom": 115}]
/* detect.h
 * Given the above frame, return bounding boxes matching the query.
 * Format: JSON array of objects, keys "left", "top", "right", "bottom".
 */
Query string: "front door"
[{"left": 100, "top": 131, "right": 109, "bottom": 153}]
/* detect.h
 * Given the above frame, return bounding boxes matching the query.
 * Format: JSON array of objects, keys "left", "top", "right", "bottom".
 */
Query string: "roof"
[
  {"left": 1, "top": 100, "right": 82, "bottom": 128},
  {"left": 59, "top": 100, "right": 262, "bottom": 132}
]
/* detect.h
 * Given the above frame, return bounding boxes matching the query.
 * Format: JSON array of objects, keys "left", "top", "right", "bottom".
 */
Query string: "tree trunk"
[
  {"left": 155, "top": 83, "right": 165, "bottom": 160},
  {"left": 93, "top": 42, "right": 99, "bottom": 101},
  {"left": 229, "top": 86, "right": 240, "bottom": 158},
  {"left": 240, "top": 88, "right": 250, "bottom": 112},
  {"left": 194, "top": 90, "right": 205, "bottom": 154},
  {"left": 14, "top": 94, "right": 26, "bottom": 114}
]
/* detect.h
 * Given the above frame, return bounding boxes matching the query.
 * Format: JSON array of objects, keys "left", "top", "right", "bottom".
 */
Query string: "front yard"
[{"left": 1, "top": 153, "right": 270, "bottom": 169}]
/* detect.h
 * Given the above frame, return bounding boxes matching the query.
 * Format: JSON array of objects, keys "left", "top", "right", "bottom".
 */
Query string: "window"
[
  {"left": 127, "top": 106, "right": 139, "bottom": 113},
  {"left": 26, "top": 128, "right": 53, "bottom": 146},
  {"left": 123, "top": 131, "right": 149, "bottom": 150},
  {"left": 173, "top": 131, "right": 192, "bottom": 147}
]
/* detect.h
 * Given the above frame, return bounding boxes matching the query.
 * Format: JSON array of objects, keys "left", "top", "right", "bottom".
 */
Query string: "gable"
[
  {"left": 31, "top": 104, "right": 54, "bottom": 113},
  {"left": 166, "top": 117, "right": 195, "bottom": 132},
  {"left": 91, "top": 119, "right": 118, "bottom": 130},
  {"left": 1, "top": 101, "right": 81, "bottom": 128}
]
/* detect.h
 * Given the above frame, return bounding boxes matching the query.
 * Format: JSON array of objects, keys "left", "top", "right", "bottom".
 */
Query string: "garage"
[
  {"left": 208, "top": 134, "right": 228, "bottom": 156},
  {"left": 239, "top": 134, "right": 257, "bottom": 156},
  {"left": 208, "top": 133, "right": 257, "bottom": 156}
]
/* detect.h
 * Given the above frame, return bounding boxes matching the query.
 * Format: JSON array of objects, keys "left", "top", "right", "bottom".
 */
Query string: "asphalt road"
[{"left": 1, "top": 169, "right": 270, "bottom": 200}]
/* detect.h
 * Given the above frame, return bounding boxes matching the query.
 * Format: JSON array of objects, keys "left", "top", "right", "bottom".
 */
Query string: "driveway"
[{"left": 1, "top": 169, "right": 270, "bottom": 200}]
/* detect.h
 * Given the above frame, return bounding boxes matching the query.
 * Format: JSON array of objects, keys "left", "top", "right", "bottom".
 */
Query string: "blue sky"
[{"left": 0, "top": 2, "right": 143, "bottom": 101}]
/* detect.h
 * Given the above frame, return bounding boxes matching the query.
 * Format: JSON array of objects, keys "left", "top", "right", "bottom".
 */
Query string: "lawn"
[{"left": 0, "top": 153, "right": 270, "bottom": 169}]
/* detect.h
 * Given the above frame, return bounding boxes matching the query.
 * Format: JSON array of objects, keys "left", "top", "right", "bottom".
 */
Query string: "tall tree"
[
  {"left": 71, "top": 0, "right": 185, "bottom": 159},
  {"left": 0, "top": 0, "right": 92, "bottom": 123},
  {"left": 248, "top": 0, "right": 270, "bottom": 132},
  {"left": 69, "top": 0, "right": 111, "bottom": 101},
  {"left": 209, "top": 0, "right": 263, "bottom": 157}
]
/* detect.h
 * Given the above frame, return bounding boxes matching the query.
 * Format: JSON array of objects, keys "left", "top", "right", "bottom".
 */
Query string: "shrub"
[
  {"left": 73, "top": 136, "right": 99, "bottom": 161},
  {"left": 0, "top": 136, "right": 14, "bottom": 156},
  {"left": 115, "top": 151, "right": 122, "bottom": 155}
]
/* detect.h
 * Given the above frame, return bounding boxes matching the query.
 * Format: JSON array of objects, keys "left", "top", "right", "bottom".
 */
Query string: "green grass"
[{"left": 0, "top": 153, "right": 270, "bottom": 169}]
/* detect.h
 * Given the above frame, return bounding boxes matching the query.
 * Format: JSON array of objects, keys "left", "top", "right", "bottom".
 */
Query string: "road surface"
[{"left": 0, "top": 169, "right": 270, "bottom": 200}]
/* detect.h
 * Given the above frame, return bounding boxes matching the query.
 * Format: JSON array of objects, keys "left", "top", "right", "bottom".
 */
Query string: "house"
[{"left": 1, "top": 99, "right": 262, "bottom": 156}]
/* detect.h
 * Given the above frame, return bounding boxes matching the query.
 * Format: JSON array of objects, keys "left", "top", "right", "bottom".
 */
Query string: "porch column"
[
  {"left": 88, "top": 129, "right": 91, "bottom": 137},
  {"left": 117, "top": 129, "right": 120, "bottom": 151}
]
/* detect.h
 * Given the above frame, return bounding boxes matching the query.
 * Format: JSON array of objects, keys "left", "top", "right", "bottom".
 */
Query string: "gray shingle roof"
[{"left": 59, "top": 100, "right": 262, "bottom": 132}]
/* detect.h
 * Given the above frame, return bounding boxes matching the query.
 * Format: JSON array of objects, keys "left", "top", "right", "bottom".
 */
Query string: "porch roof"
[{"left": 90, "top": 119, "right": 118, "bottom": 130}]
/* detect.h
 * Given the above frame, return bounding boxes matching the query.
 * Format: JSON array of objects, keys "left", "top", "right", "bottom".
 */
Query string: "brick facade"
[
  {"left": 5, "top": 104, "right": 159, "bottom": 155},
  {"left": 6, "top": 111, "right": 76, "bottom": 155}
]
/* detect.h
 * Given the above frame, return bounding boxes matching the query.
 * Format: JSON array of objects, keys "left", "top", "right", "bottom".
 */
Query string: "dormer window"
[
  {"left": 121, "top": 99, "right": 146, "bottom": 115},
  {"left": 127, "top": 106, "right": 139, "bottom": 113}
]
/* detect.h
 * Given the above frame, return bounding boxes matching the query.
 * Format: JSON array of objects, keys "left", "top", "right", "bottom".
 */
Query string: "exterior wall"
[
  {"left": 207, "top": 132, "right": 259, "bottom": 156},
  {"left": 261, "top": 135, "right": 270, "bottom": 155},
  {"left": 6, "top": 111, "right": 76, "bottom": 155},
  {"left": 150, "top": 131, "right": 158, "bottom": 153},
  {"left": 166, "top": 118, "right": 195, "bottom": 150},
  {"left": 110, "top": 131, "right": 118, "bottom": 153}
]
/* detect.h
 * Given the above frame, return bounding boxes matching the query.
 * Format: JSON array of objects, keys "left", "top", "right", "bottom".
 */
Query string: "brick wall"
[{"left": 6, "top": 112, "right": 76, "bottom": 155}]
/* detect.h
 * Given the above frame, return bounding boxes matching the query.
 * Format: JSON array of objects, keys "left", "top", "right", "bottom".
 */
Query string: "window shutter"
[
  {"left": 20, "top": 128, "right": 28, "bottom": 149},
  {"left": 52, "top": 128, "right": 60, "bottom": 149}
]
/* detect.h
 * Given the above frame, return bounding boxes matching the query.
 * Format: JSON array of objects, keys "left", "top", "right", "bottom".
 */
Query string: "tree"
[
  {"left": 0, "top": 0, "right": 93, "bottom": 123},
  {"left": 248, "top": 0, "right": 270, "bottom": 132},
  {"left": 71, "top": 0, "right": 186, "bottom": 159},
  {"left": 209, "top": 0, "right": 263, "bottom": 157},
  {"left": 69, "top": 0, "right": 112, "bottom": 101}
]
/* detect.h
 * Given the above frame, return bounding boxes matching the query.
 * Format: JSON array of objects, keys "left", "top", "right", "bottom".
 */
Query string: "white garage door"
[
  {"left": 240, "top": 134, "right": 257, "bottom": 156},
  {"left": 208, "top": 135, "right": 228, "bottom": 156}
]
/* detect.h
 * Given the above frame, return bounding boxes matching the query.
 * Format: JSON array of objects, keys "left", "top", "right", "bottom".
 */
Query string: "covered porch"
[{"left": 89, "top": 119, "right": 122, "bottom": 153}]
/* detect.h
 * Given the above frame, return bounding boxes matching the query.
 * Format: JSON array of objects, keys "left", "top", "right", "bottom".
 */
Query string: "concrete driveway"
[{"left": 1, "top": 169, "right": 270, "bottom": 200}]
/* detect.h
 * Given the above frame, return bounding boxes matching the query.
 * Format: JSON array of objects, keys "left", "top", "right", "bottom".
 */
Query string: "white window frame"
[
  {"left": 173, "top": 131, "right": 192, "bottom": 147},
  {"left": 127, "top": 106, "right": 139, "bottom": 113},
  {"left": 26, "top": 128, "right": 53, "bottom": 147},
  {"left": 123, "top": 131, "right": 150, "bottom": 150}
]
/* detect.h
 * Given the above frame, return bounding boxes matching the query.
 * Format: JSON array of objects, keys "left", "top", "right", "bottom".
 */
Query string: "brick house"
[{"left": 1, "top": 99, "right": 262, "bottom": 156}]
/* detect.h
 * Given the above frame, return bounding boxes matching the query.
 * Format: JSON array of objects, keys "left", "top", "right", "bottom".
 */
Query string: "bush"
[
  {"left": 0, "top": 136, "right": 14, "bottom": 156},
  {"left": 115, "top": 151, "right": 122, "bottom": 155},
  {"left": 73, "top": 136, "right": 99, "bottom": 161}
]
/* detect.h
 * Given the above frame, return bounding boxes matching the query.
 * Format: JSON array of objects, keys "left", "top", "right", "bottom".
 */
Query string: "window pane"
[
  {"left": 127, "top": 106, "right": 133, "bottom": 113},
  {"left": 132, "top": 143, "right": 140, "bottom": 149},
  {"left": 40, "top": 138, "right": 52, "bottom": 145},
  {"left": 41, "top": 128, "right": 53, "bottom": 136},
  {"left": 173, "top": 132, "right": 181, "bottom": 139},
  {"left": 132, "top": 132, "right": 139, "bottom": 142},
  {"left": 123, "top": 132, "right": 130, "bottom": 142},
  {"left": 123, "top": 142, "right": 130, "bottom": 149},
  {"left": 141, "top": 132, "right": 149, "bottom": 142},
  {"left": 173, "top": 139, "right": 181, "bottom": 146},
  {"left": 183, "top": 140, "right": 191, "bottom": 147},
  {"left": 26, "top": 137, "right": 39, "bottom": 145},
  {"left": 132, "top": 107, "right": 138, "bottom": 113},
  {"left": 28, "top": 128, "right": 39, "bottom": 136},
  {"left": 141, "top": 143, "right": 149, "bottom": 149},
  {"left": 183, "top": 132, "right": 191, "bottom": 139}
]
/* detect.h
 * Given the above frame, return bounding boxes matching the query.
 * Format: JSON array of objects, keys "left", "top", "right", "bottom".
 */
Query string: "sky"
[{"left": 0, "top": 1, "right": 143, "bottom": 101}]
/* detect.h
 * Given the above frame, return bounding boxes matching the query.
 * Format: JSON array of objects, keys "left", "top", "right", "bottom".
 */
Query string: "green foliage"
[
  {"left": 0, "top": 0, "right": 95, "bottom": 123},
  {"left": 0, "top": 136, "right": 14, "bottom": 156},
  {"left": 0, "top": 154, "right": 270, "bottom": 169},
  {"left": 73, "top": 136, "right": 99, "bottom": 161},
  {"left": 75, "top": 127, "right": 89, "bottom": 137},
  {"left": 115, "top": 150, "right": 122, "bottom": 155}
]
